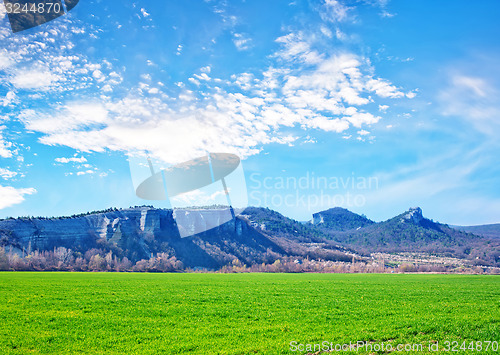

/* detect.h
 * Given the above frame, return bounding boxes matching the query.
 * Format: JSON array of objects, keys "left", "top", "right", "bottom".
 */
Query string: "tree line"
[
  {"left": 1, "top": 247, "right": 498, "bottom": 274},
  {"left": 0, "top": 247, "right": 183, "bottom": 272}
]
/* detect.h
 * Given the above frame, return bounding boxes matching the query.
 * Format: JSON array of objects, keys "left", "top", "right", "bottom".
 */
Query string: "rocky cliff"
[
  {"left": 0, "top": 207, "right": 351, "bottom": 268},
  {"left": 0, "top": 208, "right": 176, "bottom": 251},
  {"left": 1, "top": 206, "right": 498, "bottom": 268}
]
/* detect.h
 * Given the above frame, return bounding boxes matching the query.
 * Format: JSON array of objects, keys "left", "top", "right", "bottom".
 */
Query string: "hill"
[
  {"left": 451, "top": 224, "right": 500, "bottom": 239},
  {"left": 1, "top": 206, "right": 498, "bottom": 269},
  {"left": 310, "top": 207, "right": 374, "bottom": 231},
  {"left": 0, "top": 207, "right": 353, "bottom": 269},
  {"left": 326, "top": 207, "right": 499, "bottom": 266}
]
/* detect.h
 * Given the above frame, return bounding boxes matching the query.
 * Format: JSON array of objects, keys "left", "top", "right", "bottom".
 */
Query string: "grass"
[{"left": 0, "top": 272, "right": 498, "bottom": 354}]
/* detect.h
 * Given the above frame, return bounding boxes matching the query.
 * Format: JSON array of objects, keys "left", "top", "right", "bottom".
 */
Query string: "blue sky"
[{"left": 1, "top": 0, "right": 500, "bottom": 225}]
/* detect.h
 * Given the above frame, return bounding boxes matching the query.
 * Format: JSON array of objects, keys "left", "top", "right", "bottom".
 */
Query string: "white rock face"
[
  {"left": 401, "top": 207, "right": 423, "bottom": 224},
  {"left": 0, "top": 207, "right": 248, "bottom": 264},
  {"left": 0, "top": 207, "right": 174, "bottom": 250}
]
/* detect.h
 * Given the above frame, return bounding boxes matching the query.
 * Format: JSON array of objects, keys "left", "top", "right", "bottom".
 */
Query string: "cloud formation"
[
  {"left": 439, "top": 73, "right": 500, "bottom": 135},
  {"left": 0, "top": 185, "right": 36, "bottom": 210},
  {"left": 13, "top": 27, "right": 410, "bottom": 165},
  {"left": 54, "top": 156, "right": 87, "bottom": 164},
  {"left": 0, "top": 167, "right": 17, "bottom": 180},
  {"left": 0, "top": 17, "right": 122, "bottom": 99},
  {"left": 2, "top": 0, "right": 411, "bottom": 178},
  {"left": 0, "top": 130, "right": 13, "bottom": 158}
]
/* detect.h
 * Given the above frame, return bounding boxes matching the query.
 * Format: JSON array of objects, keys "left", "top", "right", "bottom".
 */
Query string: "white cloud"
[
  {"left": 92, "top": 70, "right": 105, "bottom": 82},
  {"left": 335, "top": 28, "right": 348, "bottom": 41},
  {"left": 380, "top": 11, "right": 395, "bottom": 18},
  {"left": 20, "top": 104, "right": 108, "bottom": 134},
  {"left": 0, "top": 133, "right": 13, "bottom": 158},
  {"left": 233, "top": 33, "right": 252, "bottom": 51},
  {"left": 188, "top": 77, "right": 200, "bottom": 86},
  {"left": 10, "top": 22, "right": 409, "bottom": 166},
  {"left": 10, "top": 70, "right": 60, "bottom": 90},
  {"left": 275, "top": 32, "right": 324, "bottom": 65},
  {"left": 360, "top": 0, "right": 395, "bottom": 18},
  {"left": 0, "top": 4, "right": 6, "bottom": 20},
  {"left": 76, "top": 170, "right": 95, "bottom": 176},
  {"left": 0, "top": 50, "right": 13, "bottom": 70},
  {"left": 193, "top": 73, "right": 211, "bottom": 82},
  {"left": 0, "top": 185, "right": 37, "bottom": 210},
  {"left": 0, "top": 168, "right": 17, "bottom": 180},
  {"left": 55, "top": 156, "right": 87, "bottom": 164},
  {"left": 321, "top": 0, "right": 352, "bottom": 23},
  {"left": 346, "top": 112, "right": 380, "bottom": 127},
  {"left": 452, "top": 75, "right": 488, "bottom": 97},
  {"left": 232, "top": 73, "right": 253, "bottom": 90},
  {"left": 140, "top": 8, "right": 150, "bottom": 18},
  {"left": 302, "top": 136, "right": 317, "bottom": 144},
  {"left": 0, "top": 23, "right": 124, "bottom": 98},
  {"left": 1, "top": 91, "right": 17, "bottom": 107},
  {"left": 320, "top": 26, "right": 333, "bottom": 38},
  {"left": 366, "top": 78, "right": 404, "bottom": 98},
  {"left": 308, "top": 116, "right": 350, "bottom": 132},
  {"left": 439, "top": 73, "right": 500, "bottom": 135},
  {"left": 19, "top": 49, "right": 406, "bottom": 165}
]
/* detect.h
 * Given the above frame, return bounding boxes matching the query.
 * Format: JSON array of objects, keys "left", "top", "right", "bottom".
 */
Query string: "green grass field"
[{"left": 0, "top": 273, "right": 498, "bottom": 354}]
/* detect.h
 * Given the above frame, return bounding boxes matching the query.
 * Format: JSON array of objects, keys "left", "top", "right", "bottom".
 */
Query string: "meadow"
[{"left": 0, "top": 272, "right": 498, "bottom": 354}]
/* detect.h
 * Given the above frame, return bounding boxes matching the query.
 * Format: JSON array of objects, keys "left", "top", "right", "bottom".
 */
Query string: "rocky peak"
[{"left": 401, "top": 207, "right": 423, "bottom": 224}]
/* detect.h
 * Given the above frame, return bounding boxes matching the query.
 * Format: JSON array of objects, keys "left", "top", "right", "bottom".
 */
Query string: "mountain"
[
  {"left": 0, "top": 206, "right": 352, "bottom": 269},
  {"left": 326, "top": 207, "right": 500, "bottom": 266},
  {"left": 451, "top": 224, "right": 500, "bottom": 239},
  {"left": 311, "top": 207, "right": 374, "bottom": 231},
  {"left": 1, "top": 206, "right": 498, "bottom": 269}
]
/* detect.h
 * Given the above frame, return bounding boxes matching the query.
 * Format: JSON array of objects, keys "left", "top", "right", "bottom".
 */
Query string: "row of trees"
[
  {"left": 1, "top": 247, "right": 498, "bottom": 274},
  {"left": 218, "top": 258, "right": 499, "bottom": 274},
  {"left": 0, "top": 247, "right": 183, "bottom": 272},
  {"left": 0, "top": 206, "right": 160, "bottom": 221}
]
